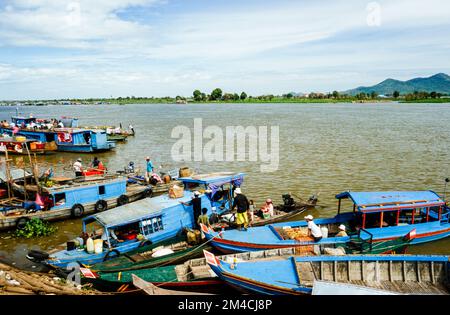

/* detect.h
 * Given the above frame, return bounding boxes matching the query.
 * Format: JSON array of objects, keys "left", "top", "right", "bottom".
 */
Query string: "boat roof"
[
  {"left": 54, "top": 127, "right": 105, "bottom": 134},
  {"left": 179, "top": 172, "right": 245, "bottom": 185},
  {"left": 0, "top": 137, "right": 36, "bottom": 143},
  {"left": 42, "top": 177, "right": 126, "bottom": 193},
  {"left": 335, "top": 191, "right": 445, "bottom": 212},
  {"left": 0, "top": 169, "right": 32, "bottom": 182},
  {"left": 87, "top": 190, "right": 196, "bottom": 228}
]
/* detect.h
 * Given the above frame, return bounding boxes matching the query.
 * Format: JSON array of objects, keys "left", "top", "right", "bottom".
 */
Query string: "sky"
[{"left": 0, "top": 0, "right": 450, "bottom": 100}]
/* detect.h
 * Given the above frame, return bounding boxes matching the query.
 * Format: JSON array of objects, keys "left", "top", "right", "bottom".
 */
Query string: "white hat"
[
  {"left": 339, "top": 224, "right": 346, "bottom": 231},
  {"left": 77, "top": 158, "right": 82, "bottom": 162},
  {"left": 146, "top": 156, "right": 150, "bottom": 160},
  {"left": 235, "top": 188, "right": 242, "bottom": 194},
  {"left": 304, "top": 215, "right": 314, "bottom": 220},
  {"left": 194, "top": 191, "right": 200, "bottom": 196}
]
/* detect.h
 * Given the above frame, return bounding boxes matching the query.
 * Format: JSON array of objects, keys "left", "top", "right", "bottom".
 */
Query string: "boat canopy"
[
  {"left": 86, "top": 191, "right": 195, "bottom": 228},
  {"left": 180, "top": 172, "right": 244, "bottom": 196},
  {"left": 0, "top": 169, "right": 32, "bottom": 182},
  {"left": 335, "top": 191, "right": 445, "bottom": 212}
]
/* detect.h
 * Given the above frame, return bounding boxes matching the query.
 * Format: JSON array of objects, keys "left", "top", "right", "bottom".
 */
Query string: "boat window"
[
  {"left": 45, "top": 133, "right": 54, "bottom": 142},
  {"left": 141, "top": 216, "right": 164, "bottom": 235},
  {"left": 98, "top": 185, "right": 106, "bottom": 195},
  {"left": 54, "top": 193, "right": 66, "bottom": 206}
]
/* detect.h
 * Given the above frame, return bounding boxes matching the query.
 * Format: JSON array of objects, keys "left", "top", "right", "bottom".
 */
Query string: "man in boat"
[
  {"left": 233, "top": 188, "right": 250, "bottom": 231},
  {"left": 145, "top": 156, "right": 154, "bottom": 184},
  {"left": 100, "top": 228, "right": 124, "bottom": 246},
  {"left": 260, "top": 199, "right": 274, "bottom": 218},
  {"left": 336, "top": 224, "right": 348, "bottom": 237},
  {"left": 304, "top": 215, "right": 323, "bottom": 242},
  {"left": 180, "top": 191, "right": 202, "bottom": 228},
  {"left": 73, "top": 158, "right": 83, "bottom": 177},
  {"left": 91, "top": 157, "right": 100, "bottom": 168}
]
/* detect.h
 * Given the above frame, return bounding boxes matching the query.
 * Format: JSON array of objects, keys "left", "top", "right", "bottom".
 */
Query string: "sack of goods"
[{"left": 169, "top": 184, "right": 184, "bottom": 199}]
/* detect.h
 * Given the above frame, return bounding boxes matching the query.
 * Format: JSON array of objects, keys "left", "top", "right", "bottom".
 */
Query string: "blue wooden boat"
[
  {"left": 204, "top": 250, "right": 450, "bottom": 295},
  {"left": 2, "top": 177, "right": 150, "bottom": 231},
  {"left": 0, "top": 117, "right": 115, "bottom": 153},
  {"left": 54, "top": 128, "right": 115, "bottom": 152},
  {"left": 29, "top": 173, "right": 245, "bottom": 268},
  {"left": 202, "top": 191, "right": 450, "bottom": 253}
]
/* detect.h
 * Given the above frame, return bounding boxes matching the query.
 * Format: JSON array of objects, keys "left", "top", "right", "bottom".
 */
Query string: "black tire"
[
  {"left": 103, "top": 249, "right": 121, "bottom": 262},
  {"left": 144, "top": 188, "right": 153, "bottom": 198},
  {"left": 71, "top": 204, "right": 84, "bottom": 218},
  {"left": 95, "top": 200, "right": 108, "bottom": 212},
  {"left": 117, "top": 195, "right": 129, "bottom": 206},
  {"left": 16, "top": 217, "right": 29, "bottom": 230},
  {"left": 26, "top": 249, "right": 49, "bottom": 262}
]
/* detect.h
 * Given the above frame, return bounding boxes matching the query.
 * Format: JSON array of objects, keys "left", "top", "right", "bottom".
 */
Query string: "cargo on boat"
[
  {"left": 202, "top": 191, "right": 450, "bottom": 253},
  {"left": 205, "top": 251, "right": 450, "bottom": 295},
  {"left": 0, "top": 137, "right": 51, "bottom": 155}
]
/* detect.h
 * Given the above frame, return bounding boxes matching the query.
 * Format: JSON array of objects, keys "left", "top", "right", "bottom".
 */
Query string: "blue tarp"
[
  {"left": 179, "top": 172, "right": 245, "bottom": 185},
  {"left": 336, "top": 191, "right": 445, "bottom": 212}
]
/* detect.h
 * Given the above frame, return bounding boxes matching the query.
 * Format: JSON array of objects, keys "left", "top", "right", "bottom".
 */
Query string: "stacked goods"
[
  {"left": 169, "top": 184, "right": 184, "bottom": 199},
  {"left": 280, "top": 227, "right": 310, "bottom": 241}
]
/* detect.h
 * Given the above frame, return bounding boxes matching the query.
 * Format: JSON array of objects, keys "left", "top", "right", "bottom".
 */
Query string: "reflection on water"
[{"left": 0, "top": 103, "right": 449, "bottom": 267}]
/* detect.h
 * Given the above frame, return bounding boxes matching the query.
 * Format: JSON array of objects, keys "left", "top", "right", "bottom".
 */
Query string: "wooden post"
[
  {"left": 380, "top": 212, "right": 384, "bottom": 228},
  {"left": 438, "top": 206, "right": 442, "bottom": 221},
  {"left": 4, "top": 149, "right": 12, "bottom": 201},
  {"left": 426, "top": 208, "right": 430, "bottom": 222},
  {"left": 411, "top": 208, "right": 415, "bottom": 225},
  {"left": 362, "top": 213, "right": 366, "bottom": 229},
  {"left": 338, "top": 199, "right": 341, "bottom": 214},
  {"left": 396, "top": 210, "right": 400, "bottom": 226}
]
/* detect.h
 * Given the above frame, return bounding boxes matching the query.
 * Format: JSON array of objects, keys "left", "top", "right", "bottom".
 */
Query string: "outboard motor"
[{"left": 308, "top": 194, "right": 319, "bottom": 205}]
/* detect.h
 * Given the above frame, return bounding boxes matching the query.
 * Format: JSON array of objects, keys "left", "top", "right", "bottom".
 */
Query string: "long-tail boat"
[
  {"left": 77, "top": 229, "right": 414, "bottom": 294},
  {"left": 202, "top": 191, "right": 450, "bottom": 253},
  {"left": 204, "top": 251, "right": 450, "bottom": 295}
]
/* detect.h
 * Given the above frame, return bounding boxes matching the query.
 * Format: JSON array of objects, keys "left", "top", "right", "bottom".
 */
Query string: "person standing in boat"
[
  {"left": 304, "top": 215, "right": 323, "bottom": 242},
  {"left": 73, "top": 158, "right": 83, "bottom": 177},
  {"left": 91, "top": 157, "right": 100, "bottom": 168},
  {"left": 336, "top": 225, "right": 348, "bottom": 237},
  {"left": 129, "top": 124, "right": 135, "bottom": 135},
  {"left": 197, "top": 208, "right": 211, "bottom": 228},
  {"left": 180, "top": 191, "right": 202, "bottom": 228},
  {"left": 233, "top": 188, "right": 250, "bottom": 231},
  {"left": 145, "top": 156, "right": 154, "bottom": 183}
]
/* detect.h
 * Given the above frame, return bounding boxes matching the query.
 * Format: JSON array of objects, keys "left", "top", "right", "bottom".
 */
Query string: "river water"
[{"left": 0, "top": 103, "right": 449, "bottom": 269}]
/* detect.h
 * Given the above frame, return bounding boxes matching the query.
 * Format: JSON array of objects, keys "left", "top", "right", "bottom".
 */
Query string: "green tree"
[
  {"left": 430, "top": 91, "right": 437, "bottom": 99},
  {"left": 210, "top": 88, "right": 223, "bottom": 101},
  {"left": 370, "top": 91, "right": 378, "bottom": 99},
  {"left": 393, "top": 91, "right": 400, "bottom": 99},
  {"left": 240, "top": 92, "right": 247, "bottom": 100},
  {"left": 332, "top": 91, "right": 340, "bottom": 99},
  {"left": 193, "top": 90, "right": 202, "bottom": 102},
  {"left": 286, "top": 93, "right": 294, "bottom": 99},
  {"left": 233, "top": 93, "right": 240, "bottom": 101}
]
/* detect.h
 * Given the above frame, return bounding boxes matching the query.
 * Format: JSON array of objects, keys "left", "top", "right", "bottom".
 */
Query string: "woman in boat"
[
  {"left": 73, "top": 158, "right": 83, "bottom": 177},
  {"left": 232, "top": 188, "right": 250, "bottom": 231},
  {"left": 336, "top": 224, "right": 348, "bottom": 237},
  {"left": 261, "top": 199, "right": 274, "bottom": 218}
]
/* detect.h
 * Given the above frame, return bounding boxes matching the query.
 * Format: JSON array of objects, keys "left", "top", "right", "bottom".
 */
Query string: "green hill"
[{"left": 345, "top": 73, "right": 450, "bottom": 96}]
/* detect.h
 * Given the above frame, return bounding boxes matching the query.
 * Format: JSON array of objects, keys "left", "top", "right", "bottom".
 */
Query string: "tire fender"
[{"left": 71, "top": 204, "right": 85, "bottom": 218}]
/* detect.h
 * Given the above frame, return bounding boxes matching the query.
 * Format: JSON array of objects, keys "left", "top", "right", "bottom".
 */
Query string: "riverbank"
[{"left": 0, "top": 262, "right": 102, "bottom": 295}]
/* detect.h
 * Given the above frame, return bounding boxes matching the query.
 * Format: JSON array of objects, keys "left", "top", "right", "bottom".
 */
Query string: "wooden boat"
[
  {"left": 205, "top": 251, "right": 450, "bottom": 295},
  {"left": 2, "top": 177, "right": 152, "bottom": 231},
  {"left": 202, "top": 191, "right": 450, "bottom": 253},
  {"left": 88, "top": 235, "right": 210, "bottom": 273},
  {"left": 80, "top": 247, "right": 300, "bottom": 293},
  {"left": 29, "top": 173, "right": 246, "bottom": 268},
  {"left": 132, "top": 275, "right": 212, "bottom": 295},
  {"left": 0, "top": 138, "right": 52, "bottom": 155},
  {"left": 80, "top": 230, "right": 413, "bottom": 294},
  {"left": 107, "top": 134, "right": 127, "bottom": 142}
]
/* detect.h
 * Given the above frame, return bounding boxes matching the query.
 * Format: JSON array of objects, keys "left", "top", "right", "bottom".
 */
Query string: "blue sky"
[{"left": 0, "top": 0, "right": 449, "bottom": 100}]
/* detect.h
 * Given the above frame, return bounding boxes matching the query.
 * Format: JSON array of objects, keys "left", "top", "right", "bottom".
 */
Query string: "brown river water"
[{"left": 0, "top": 103, "right": 449, "bottom": 269}]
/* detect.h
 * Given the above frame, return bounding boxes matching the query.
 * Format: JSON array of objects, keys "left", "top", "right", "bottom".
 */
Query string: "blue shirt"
[{"left": 146, "top": 160, "right": 154, "bottom": 172}]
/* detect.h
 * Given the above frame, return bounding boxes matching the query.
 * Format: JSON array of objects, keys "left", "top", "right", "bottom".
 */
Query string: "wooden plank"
[
  {"left": 417, "top": 261, "right": 421, "bottom": 283},
  {"left": 333, "top": 261, "right": 337, "bottom": 281},
  {"left": 431, "top": 262, "right": 435, "bottom": 284},
  {"left": 402, "top": 261, "right": 407, "bottom": 281},
  {"left": 388, "top": 261, "right": 392, "bottom": 281}
]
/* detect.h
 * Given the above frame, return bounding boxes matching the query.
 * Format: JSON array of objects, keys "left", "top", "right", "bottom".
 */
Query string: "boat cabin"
[
  {"left": 55, "top": 128, "right": 116, "bottom": 152},
  {"left": 179, "top": 172, "right": 245, "bottom": 212},
  {"left": 336, "top": 191, "right": 449, "bottom": 229}
]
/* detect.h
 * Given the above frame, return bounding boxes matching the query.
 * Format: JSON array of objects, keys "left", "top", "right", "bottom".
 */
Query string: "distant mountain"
[{"left": 344, "top": 73, "right": 450, "bottom": 96}]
